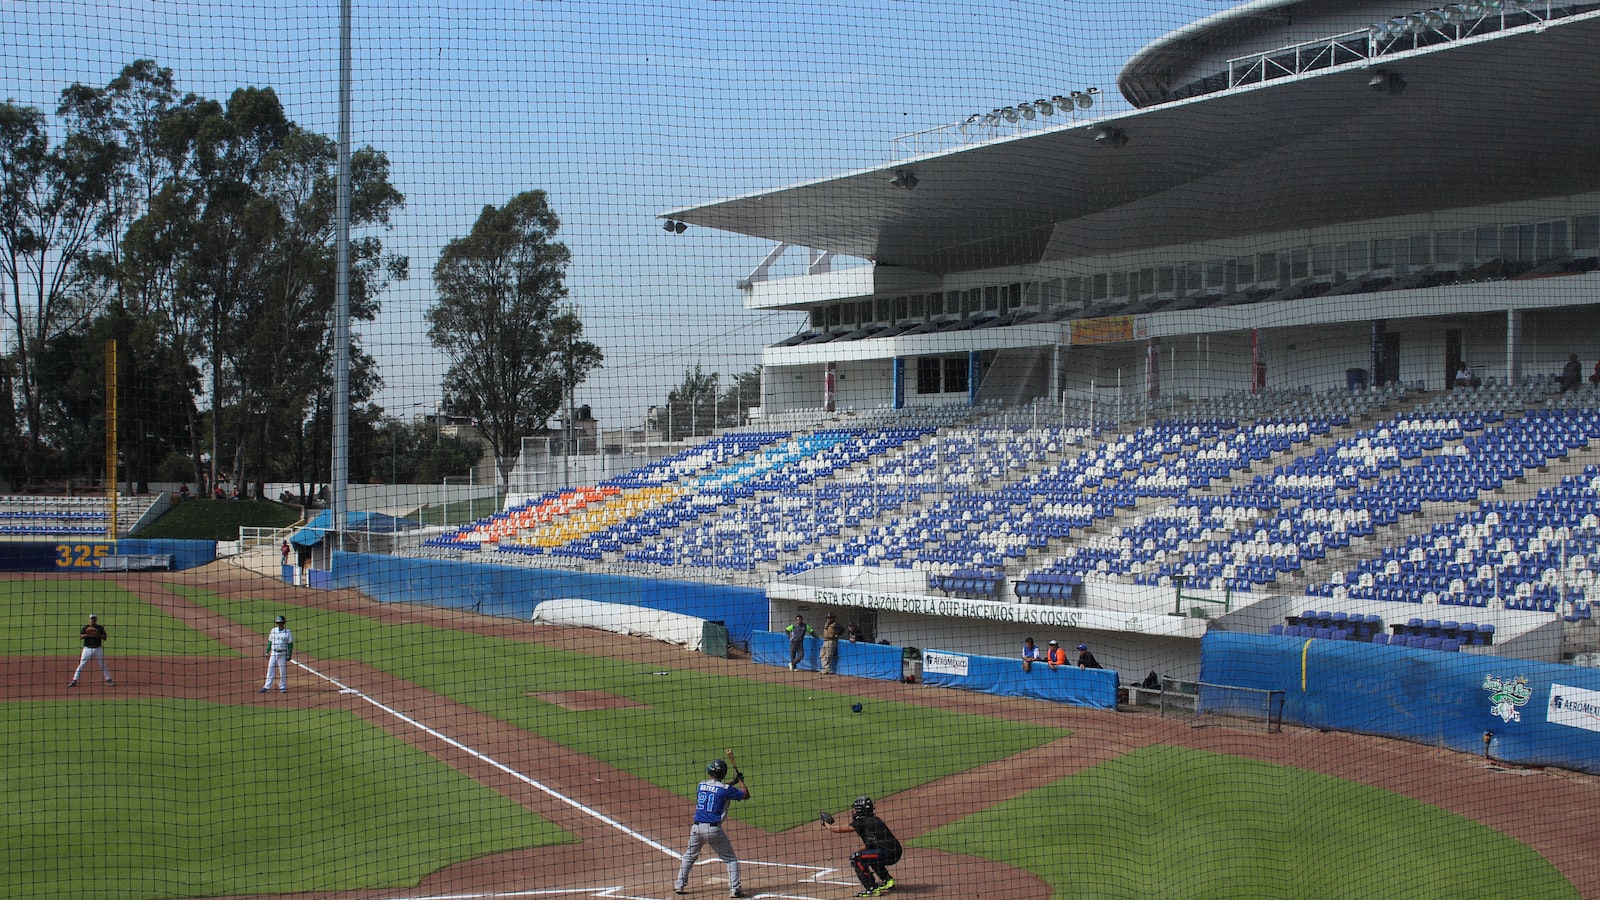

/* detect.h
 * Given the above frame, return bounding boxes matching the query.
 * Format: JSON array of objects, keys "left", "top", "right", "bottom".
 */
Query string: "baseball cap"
[
  {"left": 88, "top": 613, "right": 97, "bottom": 619},
  {"left": 1077, "top": 643, "right": 1088, "bottom": 650},
  {"left": 275, "top": 615, "right": 286, "bottom": 623},
  {"left": 825, "top": 612, "right": 836, "bottom": 618},
  {"left": 1048, "top": 639, "right": 1058, "bottom": 645}
]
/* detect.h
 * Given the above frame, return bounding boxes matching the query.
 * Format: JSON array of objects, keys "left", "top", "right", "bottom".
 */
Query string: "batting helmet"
[
  {"left": 852, "top": 796, "right": 874, "bottom": 817},
  {"left": 706, "top": 759, "right": 728, "bottom": 779}
]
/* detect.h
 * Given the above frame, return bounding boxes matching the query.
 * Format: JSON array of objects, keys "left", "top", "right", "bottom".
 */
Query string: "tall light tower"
[{"left": 331, "top": 0, "right": 353, "bottom": 538}]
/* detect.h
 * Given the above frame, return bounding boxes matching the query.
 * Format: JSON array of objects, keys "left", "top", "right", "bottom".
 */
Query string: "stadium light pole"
[{"left": 330, "top": 0, "right": 353, "bottom": 541}]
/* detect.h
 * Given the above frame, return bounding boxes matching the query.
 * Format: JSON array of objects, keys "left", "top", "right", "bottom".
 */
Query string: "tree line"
[{"left": 0, "top": 60, "right": 615, "bottom": 499}]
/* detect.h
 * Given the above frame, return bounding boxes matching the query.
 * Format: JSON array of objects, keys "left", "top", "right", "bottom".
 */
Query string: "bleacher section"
[
  {"left": 415, "top": 378, "right": 1600, "bottom": 657},
  {"left": 0, "top": 495, "right": 156, "bottom": 538}
]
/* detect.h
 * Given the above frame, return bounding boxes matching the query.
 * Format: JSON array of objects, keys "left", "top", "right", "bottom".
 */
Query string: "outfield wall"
[
  {"left": 1201, "top": 632, "right": 1600, "bottom": 775},
  {"left": 328, "top": 552, "right": 767, "bottom": 644},
  {"left": 0, "top": 539, "right": 216, "bottom": 572}
]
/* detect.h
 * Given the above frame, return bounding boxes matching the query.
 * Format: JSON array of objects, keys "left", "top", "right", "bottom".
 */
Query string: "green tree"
[
  {"left": 664, "top": 364, "right": 721, "bottom": 440},
  {"left": 719, "top": 365, "right": 761, "bottom": 429},
  {"left": 427, "top": 191, "right": 601, "bottom": 490},
  {"left": 0, "top": 97, "right": 120, "bottom": 485}
]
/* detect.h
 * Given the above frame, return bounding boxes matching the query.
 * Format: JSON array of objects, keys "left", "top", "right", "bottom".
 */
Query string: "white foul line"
[{"left": 292, "top": 659, "right": 680, "bottom": 857}]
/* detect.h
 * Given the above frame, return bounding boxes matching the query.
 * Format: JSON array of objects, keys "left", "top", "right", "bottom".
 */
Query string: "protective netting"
[{"left": 4, "top": 1, "right": 1600, "bottom": 898}]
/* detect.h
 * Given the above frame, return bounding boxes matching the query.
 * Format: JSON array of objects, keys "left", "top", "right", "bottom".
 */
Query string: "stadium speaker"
[
  {"left": 1368, "top": 70, "right": 1406, "bottom": 94},
  {"left": 1093, "top": 126, "right": 1128, "bottom": 147}
]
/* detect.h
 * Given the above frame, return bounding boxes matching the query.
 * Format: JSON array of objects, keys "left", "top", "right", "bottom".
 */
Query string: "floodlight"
[
  {"left": 1000, "top": 106, "right": 1019, "bottom": 123},
  {"left": 1404, "top": 13, "right": 1428, "bottom": 31},
  {"left": 1035, "top": 98, "right": 1055, "bottom": 116},
  {"left": 889, "top": 170, "right": 919, "bottom": 190},
  {"left": 1423, "top": 10, "right": 1447, "bottom": 27},
  {"left": 1050, "top": 95, "right": 1071, "bottom": 111},
  {"left": 1464, "top": 0, "right": 1485, "bottom": 14},
  {"left": 1483, "top": 0, "right": 1504, "bottom": 9},
  {"left": 982, "top": 112, "right": 1000, "bottom": 127},
  {"left": 1444, "top": 5, "right": 1468, "bottom": 23},
  {"left": 960, "top": 113, "right": 982, "bottom": 134},
  {"left": 1019, "top": 103, "right": 1036, "bottom": 120}
]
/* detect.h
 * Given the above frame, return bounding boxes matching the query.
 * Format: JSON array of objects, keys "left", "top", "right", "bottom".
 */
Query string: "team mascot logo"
[{"left": 1483, "top": 673, "right": 1532, "bottom": 724}]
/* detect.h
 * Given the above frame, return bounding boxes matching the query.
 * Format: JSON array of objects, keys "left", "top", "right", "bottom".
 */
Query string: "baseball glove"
[{"left": 818, "top": 811, "right": 835, "bottom": 825}]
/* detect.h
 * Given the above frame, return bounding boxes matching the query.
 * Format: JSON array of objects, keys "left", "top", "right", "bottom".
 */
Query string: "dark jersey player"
[{"left": 824, "top": 796, "right": 902, "bottom": 896}]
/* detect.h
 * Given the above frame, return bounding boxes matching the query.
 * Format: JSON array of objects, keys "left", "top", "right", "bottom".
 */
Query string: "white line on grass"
[{"left": 290, "top": 660, "right": 843, "bottom": 900}]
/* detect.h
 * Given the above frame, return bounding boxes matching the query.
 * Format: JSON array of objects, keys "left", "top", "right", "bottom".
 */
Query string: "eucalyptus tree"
[{"left": 427, "top": 191, "right": 602, "bottom": 491}]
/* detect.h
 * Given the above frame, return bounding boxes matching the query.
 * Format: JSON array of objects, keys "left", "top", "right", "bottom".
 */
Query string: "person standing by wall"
[
  {"left": 260, "top": 615, "right": 294, "bottom": 693},
  {"left": 673, "top": 757, "right": 750, "bottom": 897},
  {"left": 1020, "top": 637, "right": 1042, "bottom": 672},
  {"left": 785, "top": 615, "right": 815, "bottom": 671},
  {"left": 1076, "top": 643, "right": 1102, "bottom": 669},
  {"left": 820, "top": 613, "right": 845, "bottom": 674},
  {"left": 69, "top": 614, "right": 113, "bottom": 687}
]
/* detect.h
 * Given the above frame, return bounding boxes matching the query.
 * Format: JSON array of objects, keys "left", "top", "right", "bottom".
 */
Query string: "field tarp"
[
  {"left": 328, "top": 551, "right": 767, "bottom": 645},
  {"left": 750, "top": 631, "right": 904, "bottom": 681},
  {"left": 1201, "top": 631, "right": 1600, "bottom": 774},
  {"left": 919, "top": 650, "right": 1120, "bottom": 709},
  {"left": 531, "top": 597, "right": 706, "bottom": 651}
]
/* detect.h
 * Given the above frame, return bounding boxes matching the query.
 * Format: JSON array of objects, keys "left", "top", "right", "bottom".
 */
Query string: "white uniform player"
[{"left": 260, "top": 615, "right": 294, "bottom": 693}]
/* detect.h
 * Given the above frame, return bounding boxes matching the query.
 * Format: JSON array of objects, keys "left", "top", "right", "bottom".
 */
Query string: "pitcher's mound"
[{"left": 529, "top": 690, "right": 645, "bottom": 711}]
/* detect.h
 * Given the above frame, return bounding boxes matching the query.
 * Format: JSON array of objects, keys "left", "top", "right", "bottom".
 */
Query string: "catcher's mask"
[
  {"left": 852, "top": 796, "right": 874, "bottom": 818},
  {"left": 706, "top": 759, "right": 729, "bottom": 779}
]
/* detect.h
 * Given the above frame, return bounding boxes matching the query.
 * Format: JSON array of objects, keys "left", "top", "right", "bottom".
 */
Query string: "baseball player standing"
[
  {"left": 69, "top": 613, "right": 113, "bottom": 687},
  {"left": 260, "top": 615, "right": 294, "bottom": 693},
  {"left": 673, "top": 758, "right": 750, "bottom": 897}
]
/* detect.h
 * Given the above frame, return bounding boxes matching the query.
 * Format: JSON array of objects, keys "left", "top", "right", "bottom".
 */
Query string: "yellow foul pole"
[{"left": 105, "top": 340, "right": 118, "bottom": 543}]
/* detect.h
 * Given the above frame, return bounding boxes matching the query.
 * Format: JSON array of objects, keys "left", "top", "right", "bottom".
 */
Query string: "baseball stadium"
[{"left": 5, "top": 0, "right": 1600, "bottom": 897}]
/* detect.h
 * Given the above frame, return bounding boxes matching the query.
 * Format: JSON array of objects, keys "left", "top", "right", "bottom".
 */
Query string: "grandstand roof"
[{"left": 664, "top": 10, "right": 1600, "bottom": 276}]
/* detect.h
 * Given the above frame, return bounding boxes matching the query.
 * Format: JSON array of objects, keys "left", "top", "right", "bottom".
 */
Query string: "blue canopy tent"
[{"left": 290, "top": 511, "right": 422, "bottom": 547}]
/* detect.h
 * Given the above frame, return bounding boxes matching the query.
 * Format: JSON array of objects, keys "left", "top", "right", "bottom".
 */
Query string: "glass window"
[
  {"left": 944, "top": 356, "right": 968, "bottom": 394},
  {"left": 964, "top": 288, "right": 982, "bottom": 316},
  {"left": 826, "top": 304, "right": 841, "bottom": 328},
  {"left": 1064, "top": 277, "right": 1085, "bottom": 305},
  {"left": 1006, "top": 283, "right": 1022, "bottom": 309},
  {"left": 1091, "top": 273, "right": 1109, "bottom": 301},
  {"left": 1111, "top": 271, "right": 1130, "bottom": 300},
  {"left": 843, "top": 303, "right": 858, "bottom": 326},
  {"left": 1236, "top": 257, "right": 1255, "bottom": 285},
  {"left": 894, "top": 296, "right": 908, "bottom": 320},
  {"left": 1139, "top": 268, "right": 1156, "bottom": 296},
  {"left": 1409, "top": 233, "right": 1432, "bottom": 267},
  {"left": 983, "top": 285, "right": 999, "bottom": 312},
  {"left": 1257, "top": 252, "right": 1277, "bottom": 286},
  {"left": 1156, "top": 267, "right": 1174, "bottom": 294},
  {"left": 930, "top": 292, "right": 945, "bottom": 316},
  {"left": 1206, "top": 258, "right": 1226, "bottom": 287},
  {"left": 1436, "top": 229, "right": 1462, "bottom": 265},
  {"left": 917, "top": 357, "right": 942, "bottom": 394},
  {"left": 1476, "top": 226, "right": 1499, "bottom": 260},
  {"left": 1372, "top": 239, "right": 1395, "bottom": 269},
  {"left": 811, "top": 307, "right": 825, "bottom": 329},
  {"left": 909, "top": 295, "right": 925, "bottom": 319},
  {"left": 1289, "top": 248, "right": 1310, "bottom": 281},
  {"left": 1574, "top": 215, "right": 1600, "bottom": 251},
  {"left": 1312, "top": 245, "right": 1334, "bottom": 277},
  {"left": 1183, "top": 262, "right": 1203, "bottom": 293}
]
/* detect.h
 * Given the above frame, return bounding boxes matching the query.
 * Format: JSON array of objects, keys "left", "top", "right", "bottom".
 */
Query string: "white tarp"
[{"left": 530, "top": 598, "right": 705, "bottom": 651}]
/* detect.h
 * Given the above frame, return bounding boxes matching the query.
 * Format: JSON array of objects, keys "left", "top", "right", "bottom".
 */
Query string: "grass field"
[
  {"left": 915, "top": 744, "right": 1576, "bottom": 898},
  {"left": 7, "top": 575, "right": 1580, "bottom": 899}
]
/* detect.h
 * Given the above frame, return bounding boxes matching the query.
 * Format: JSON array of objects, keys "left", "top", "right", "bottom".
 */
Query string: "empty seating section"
[
  {"left": 0, "top": 495, "right": 133, "bottom": 536},
  {"left": 418, "top": 380, "right": 1600, "bottom": 645}
]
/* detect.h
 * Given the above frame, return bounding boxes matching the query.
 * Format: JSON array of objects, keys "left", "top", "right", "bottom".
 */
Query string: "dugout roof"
[{"left": 664, "top": 11, "right": 1600, "bottom": 276}]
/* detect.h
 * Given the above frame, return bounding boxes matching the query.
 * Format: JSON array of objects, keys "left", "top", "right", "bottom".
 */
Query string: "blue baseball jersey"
[{"left": 691, "top": 778, "right": 747, "bottom": 824}]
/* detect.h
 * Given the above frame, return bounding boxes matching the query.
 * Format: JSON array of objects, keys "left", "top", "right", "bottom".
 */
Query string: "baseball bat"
[{"left": 724, "top": 747, "right": 741, "bottom": 778}]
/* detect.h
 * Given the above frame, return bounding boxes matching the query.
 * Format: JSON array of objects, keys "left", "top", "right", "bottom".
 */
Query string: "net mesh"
[{"left": 2, "top": 1, "right": 1598, "bottom": 898}]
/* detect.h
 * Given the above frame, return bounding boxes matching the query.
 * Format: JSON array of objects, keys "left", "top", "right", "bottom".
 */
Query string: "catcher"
[{"left": 821, "top": 796, "right": 901, "bottom": 896}]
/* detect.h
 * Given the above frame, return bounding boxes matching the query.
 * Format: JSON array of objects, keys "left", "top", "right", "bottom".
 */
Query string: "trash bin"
[
  {"left": 701, "top": 620, "right": 729, "bottom": 658},
  {"left": 1346, "top": 368, "right": 1368, "bottom": 390}
]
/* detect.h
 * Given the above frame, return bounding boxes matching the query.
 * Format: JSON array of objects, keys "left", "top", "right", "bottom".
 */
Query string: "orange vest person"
[{"left": 1045, "top": 640, "right": 1069, "bottom": 669}]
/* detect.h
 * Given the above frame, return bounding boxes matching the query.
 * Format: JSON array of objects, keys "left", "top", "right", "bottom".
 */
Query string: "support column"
[
  {"left": 891, "top": 357, "right": 905, "bottom": 410},
  {"left": 1506, "top": 308, "right": 1523, "bottom": 386}
]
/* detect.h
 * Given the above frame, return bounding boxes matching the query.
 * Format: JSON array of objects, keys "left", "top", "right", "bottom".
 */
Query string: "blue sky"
[{"left": 1, "top": 0, "right": 1200, "bottom": 426}]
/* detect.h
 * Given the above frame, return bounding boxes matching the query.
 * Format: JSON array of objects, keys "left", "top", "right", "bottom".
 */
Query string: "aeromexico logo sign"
[{"left": 1548, "top": 684, "right": 1600, "bottom": 734}]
